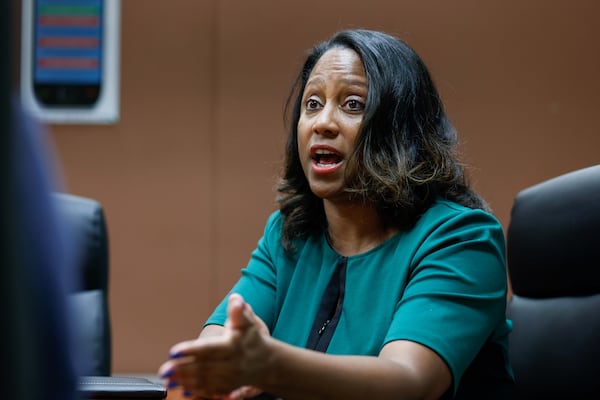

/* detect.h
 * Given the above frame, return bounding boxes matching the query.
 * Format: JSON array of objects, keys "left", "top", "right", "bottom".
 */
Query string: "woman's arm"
[
  {"left": 198, "top": 324, "right": 226, "bottom": 338},
  {"left": 159, "top": 294, "right": 451, "bottom": 400},
  {"left": 258, "top": 337, "right": 450, "bottom": 400}
]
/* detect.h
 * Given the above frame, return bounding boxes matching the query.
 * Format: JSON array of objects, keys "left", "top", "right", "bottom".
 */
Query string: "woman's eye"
[
  {"left": 344, "top": 98, "right": 365, "bottom": 112},
  {"left": 305, "top": 98, "right": 321, "bottom": 111}
]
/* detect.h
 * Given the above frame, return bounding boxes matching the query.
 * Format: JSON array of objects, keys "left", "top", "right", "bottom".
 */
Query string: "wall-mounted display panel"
[{"left": 21, "top": 0, "right": 120, "bottom": 124}]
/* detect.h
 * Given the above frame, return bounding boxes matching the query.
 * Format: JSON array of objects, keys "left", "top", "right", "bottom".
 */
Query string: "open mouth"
[
  {"left": 310, "top": 147, "right": 343, "bottom": 173},
  {"left": 313, "top": 149, "right": 343, "bottom": 166}
]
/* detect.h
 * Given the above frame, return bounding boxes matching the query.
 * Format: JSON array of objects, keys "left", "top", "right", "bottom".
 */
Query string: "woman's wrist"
[{"left": 249, "top": 333, "right": 280, "bottom": 390}]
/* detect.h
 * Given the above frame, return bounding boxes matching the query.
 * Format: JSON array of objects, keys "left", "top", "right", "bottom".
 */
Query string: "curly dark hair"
[{"left": 277, "top": 29, "right": 488, "bottom": 252}]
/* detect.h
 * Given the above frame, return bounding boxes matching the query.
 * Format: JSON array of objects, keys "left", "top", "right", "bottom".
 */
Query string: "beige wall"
[{"left": 15, "top": 0, "right": 600, "bottom": 373}]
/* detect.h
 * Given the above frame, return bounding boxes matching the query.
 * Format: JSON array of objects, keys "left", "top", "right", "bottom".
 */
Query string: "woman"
[{"left": 159, "top": 29, "right": 513, "bottom": 400}]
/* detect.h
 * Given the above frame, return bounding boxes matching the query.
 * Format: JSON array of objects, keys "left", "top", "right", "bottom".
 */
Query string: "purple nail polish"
[
  {"left": 167, "top": 380, "right": 178, "bottom": 389},
  {"left": 160, "top": 370, "right": 173, "bottom": 378},
  {"left": 169, "top": 351, "right": 185, "bottom": 359}
]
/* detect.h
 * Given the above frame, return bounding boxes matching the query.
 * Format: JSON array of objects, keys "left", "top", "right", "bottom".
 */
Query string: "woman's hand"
[{"left": 158, "top": 293, "right": 271, "bottom": 399}]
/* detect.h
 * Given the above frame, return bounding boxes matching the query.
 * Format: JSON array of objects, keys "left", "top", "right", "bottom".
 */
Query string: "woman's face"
[{"left": 297, "top": 47, "right": 367, "bottom": 202}]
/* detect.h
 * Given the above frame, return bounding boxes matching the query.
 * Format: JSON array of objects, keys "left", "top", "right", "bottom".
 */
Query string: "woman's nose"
[{"left": 313, "top": 105, "right": 339, "bottom": 136}]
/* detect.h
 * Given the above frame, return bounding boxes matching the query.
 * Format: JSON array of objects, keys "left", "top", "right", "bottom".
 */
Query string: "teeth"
[{"left": 315, "top": 149, "right": 336, "bottom": 155}]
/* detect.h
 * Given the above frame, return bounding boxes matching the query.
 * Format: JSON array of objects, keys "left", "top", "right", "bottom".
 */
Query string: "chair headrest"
[
  {"left": 53, "top": 193, "right": 109, "bottom": 292},
  {"left": 507, "top": 165, "right": 600, "bottom": 298}
]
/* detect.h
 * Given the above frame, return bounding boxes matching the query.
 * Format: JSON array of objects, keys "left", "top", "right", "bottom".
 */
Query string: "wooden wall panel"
[{"left": 48, "top": 0, "right": 218, "bottom": 372}]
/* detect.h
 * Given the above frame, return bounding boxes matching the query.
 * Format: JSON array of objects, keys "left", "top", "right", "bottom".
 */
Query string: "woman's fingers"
[
  {"left": 226, "top": 293, "right": 252, "bottom": 330},
  {"left": 158, "top": 337, "right": 230, "bottom": 392},
  {"left": 226, "top": 293, "right": 270, "bottom": 337},
  {"left": 158, "top": 295, "right": 267, "bottom": 398},
  {"left": 161, "top": 356, "right": 243, "bottom": 397},
  {"left": 240, "top": 298, "right": 270, "bottom": 336},
  {"left": 226, "top": 385, "right": 263, "bottom": 400}
]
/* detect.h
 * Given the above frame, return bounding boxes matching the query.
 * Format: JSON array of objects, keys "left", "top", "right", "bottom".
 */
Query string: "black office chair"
[
  {"left": 54, "top": 193, "right": 112, "bottom": 376},
  {"left": 54, "top": 193, "right": 168, "bottom": 399},
  {"left": 506, "top": 165, "right": 600, "bottom": 399}
]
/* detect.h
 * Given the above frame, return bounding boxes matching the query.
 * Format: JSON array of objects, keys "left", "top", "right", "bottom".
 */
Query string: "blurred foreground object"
[{"left": 1, "top": 99, "right": 79, "bottom": 400}]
